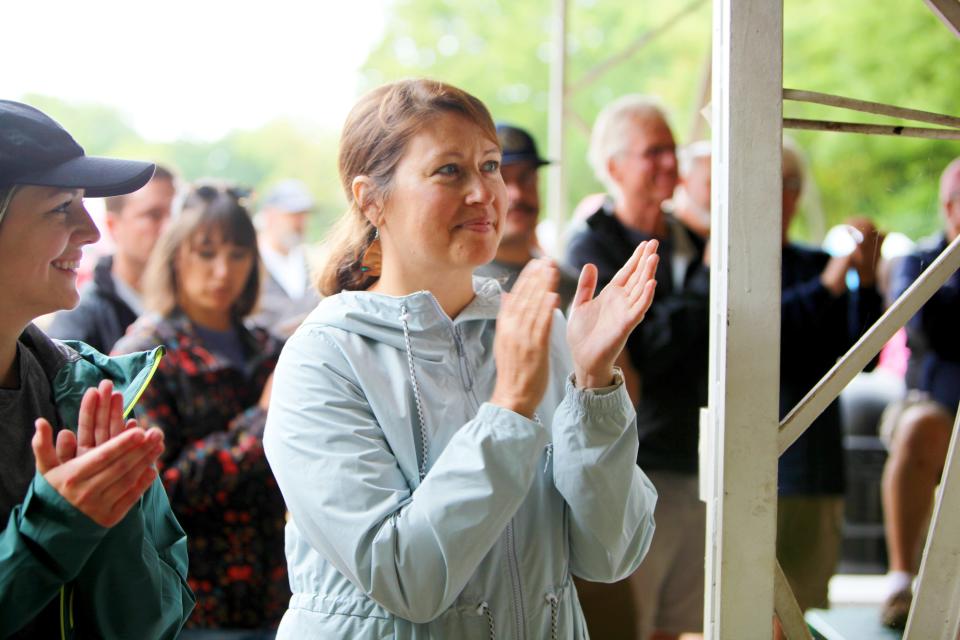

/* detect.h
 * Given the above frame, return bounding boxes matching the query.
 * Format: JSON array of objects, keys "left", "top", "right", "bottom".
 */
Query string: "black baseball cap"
[
  {"left": 0, "top": 100, "right": 155, "bottom": 197},
  {"left": 496, "top": 123, "right": 550, "bottom": 167}
]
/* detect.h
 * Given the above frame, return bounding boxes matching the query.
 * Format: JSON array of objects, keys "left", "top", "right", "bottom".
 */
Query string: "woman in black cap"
[{"left": 0, "top": 100, "right": 194, "bottom": 639}]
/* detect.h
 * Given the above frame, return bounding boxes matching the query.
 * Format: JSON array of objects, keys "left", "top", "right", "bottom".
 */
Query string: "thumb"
[
  {"left": 572, "top": 263, "right": 598, "bottom": 311},
  {"left": 33, "top": 419, "right": 61, "bottom": 475}
]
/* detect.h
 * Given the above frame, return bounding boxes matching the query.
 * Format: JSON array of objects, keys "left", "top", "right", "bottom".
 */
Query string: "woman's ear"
[{"left": 352, "top": 176, "right": 384, "bottom": 227}]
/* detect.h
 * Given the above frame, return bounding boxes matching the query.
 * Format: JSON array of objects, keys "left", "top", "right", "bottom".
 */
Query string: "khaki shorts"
[
  {"left": 776, "top": 495, "right": 844, "bottom": 611},
  {"left": 628, "top": 470, "right": 706, "bottom": 638},
  {"left": 878, "top": 390, "right": 953, "bottom": 450}
]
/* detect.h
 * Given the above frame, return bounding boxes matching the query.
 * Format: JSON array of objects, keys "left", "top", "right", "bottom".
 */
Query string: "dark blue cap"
[
  {"left": 496, "top": 123, "right": 549, "bottom": 167},
  {"left": 0, "top": 100, "right": 154, "bottom": 197}
]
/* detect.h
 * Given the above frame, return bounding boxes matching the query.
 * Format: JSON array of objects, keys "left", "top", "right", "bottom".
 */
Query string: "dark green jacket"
[{"left": 0, "top": 326, "right": 195, "bottom": 639}]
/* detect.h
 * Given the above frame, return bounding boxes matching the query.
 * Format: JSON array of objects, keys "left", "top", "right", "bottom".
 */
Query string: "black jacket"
[
  {"left": 47, "top": 256, "right": 138, "bottom": 353},
  {"left": 892, "top": 234, "right": 960, "bottom": 414},
  {"left": 565, "top": 206, "right": 710, "bottom": 474},
  {"left": 778, "top": 244, "right": 882, "bottom": 495}
]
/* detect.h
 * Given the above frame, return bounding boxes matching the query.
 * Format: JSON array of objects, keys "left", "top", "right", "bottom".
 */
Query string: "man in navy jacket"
[{"left": 878, "top": 157, "right": 960, "bottom": 629}]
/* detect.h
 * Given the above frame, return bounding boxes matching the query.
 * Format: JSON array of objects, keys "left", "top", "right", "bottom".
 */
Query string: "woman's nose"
[
  {"left": 465, "top": 173, "right": 496, "bottom": 206},
  {"left": 74, "top": 204, "right": 101, "bottom": 246}
]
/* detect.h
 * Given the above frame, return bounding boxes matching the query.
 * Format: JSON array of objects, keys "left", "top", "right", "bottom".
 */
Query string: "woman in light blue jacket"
[{"left": 263, "top": 79, "right": 659, "bottom": 640}]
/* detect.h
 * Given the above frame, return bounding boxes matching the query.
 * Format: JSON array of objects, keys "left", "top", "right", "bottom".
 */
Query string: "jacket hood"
[{"left": 301, "top": 276, "right": 503, "bottom": 352}]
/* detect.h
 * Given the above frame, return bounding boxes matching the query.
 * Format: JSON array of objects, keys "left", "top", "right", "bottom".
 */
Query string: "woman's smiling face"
[
  {"left": 0, "top": 185, "right": 100, "bottom": 323},
  {"left": 375, "top": 112, "right": 507, "bottom": 281}
]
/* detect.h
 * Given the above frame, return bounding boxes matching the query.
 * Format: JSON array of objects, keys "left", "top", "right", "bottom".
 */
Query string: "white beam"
[
  {"left": 779, "top": 234, "right": 960, "bottom": 455},
  {"left": 923, "top": 0, "right": 960, "bottom": 38},
  {"left": 784, "top": 118, "right": 960, "bottom": 140},
  {"left": 705, "top": 1, "right": 782, "bottom": 637},
  {"left": 546, "top": 0, "right": 568, "bottom": 255},
  {"left": 904, "top": 407, "right": 960, "bottom": 639},
  {"left": 774, "top": 562, "right": 814, "bottom": 640},
  {"left": 783, "top": 88, "right": 960, "bottom": 130}
]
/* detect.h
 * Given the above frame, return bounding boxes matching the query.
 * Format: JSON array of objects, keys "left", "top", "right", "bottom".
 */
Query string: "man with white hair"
[
  {"left": 672, "top": 140, "right": 711, "bottom": 239},
  {"left": 565, "top": 95, "right": 710, "bottom": 640},
  {"left": 252, "top": 179, "right": 321, "bottom": 337}
]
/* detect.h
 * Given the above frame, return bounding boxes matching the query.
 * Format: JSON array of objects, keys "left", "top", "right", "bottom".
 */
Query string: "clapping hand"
[
  {"left": 567, "top": 240, "right": 659, "bottom": 389},
  {"left": 490, "top": 259, "right": 561, "bottom": 418},
  {"left": 32, "top": 379, "right": 165, "bottom": 528}
]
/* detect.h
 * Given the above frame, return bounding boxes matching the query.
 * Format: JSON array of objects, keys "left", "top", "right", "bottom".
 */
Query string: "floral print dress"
[{"left": 113, "top": 311, "right": 289, "bottom": 630}]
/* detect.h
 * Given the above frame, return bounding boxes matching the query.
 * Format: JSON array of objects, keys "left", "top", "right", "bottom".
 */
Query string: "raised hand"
[
  {"left": 33, "top": 418, "right": 164, "bottom": 528},
  {"left": 567, "top": 240, "right": 659, "bottom": 389},
  {"left": 53, "top": 379, "right": 139, "bottom": 464},
  {"left": 490, "top": 258, "right": 561, "bottom": 418}
]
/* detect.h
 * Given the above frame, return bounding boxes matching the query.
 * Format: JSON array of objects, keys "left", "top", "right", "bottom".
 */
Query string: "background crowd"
[{"left": 3, "top": 44, "right": 958, "bottom": 637}]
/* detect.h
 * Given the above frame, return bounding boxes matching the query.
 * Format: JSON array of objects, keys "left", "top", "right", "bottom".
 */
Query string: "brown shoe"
[{"left": 880, "top": 589, "right": 912, "bottom": 629}]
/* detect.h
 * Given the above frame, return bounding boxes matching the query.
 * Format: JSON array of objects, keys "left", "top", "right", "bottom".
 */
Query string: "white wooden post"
[
  {"left": 546, "top": 0, "right": 568, "bottom": 254},
  {"left": 904, "top": 407, "right": 960, "bottom": 639},
  {"left": 705, "top": 1, "right": 783, "bottom": 637}
]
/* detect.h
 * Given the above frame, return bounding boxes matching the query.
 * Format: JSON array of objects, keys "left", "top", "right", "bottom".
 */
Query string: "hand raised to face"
[
  {"left": 567, "top": 240, "right": 659, "bottom": 389},
  {"left": 490, "top": 258, "right": 560, "bottom": 418}
]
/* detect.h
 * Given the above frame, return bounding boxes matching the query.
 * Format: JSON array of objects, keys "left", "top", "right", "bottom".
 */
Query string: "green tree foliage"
[
  {"left": 18, "top": 95, "right": 346, "bottom": 239},
  {"left": 361, "top": 0, "right": 960, "bottom": 242}
]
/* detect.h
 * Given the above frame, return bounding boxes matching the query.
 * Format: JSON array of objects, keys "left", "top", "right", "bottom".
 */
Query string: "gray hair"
[
  {"left": 0, "top": 186, "right": 20, "bottom": 227},
  {"left": 588, "top": 94, "right": 671, "bottom": 198}
]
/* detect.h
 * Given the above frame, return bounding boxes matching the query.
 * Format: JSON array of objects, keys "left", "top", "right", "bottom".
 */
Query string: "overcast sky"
[{"left": 3, "top": 0, "right": 388, "bottom": 141}]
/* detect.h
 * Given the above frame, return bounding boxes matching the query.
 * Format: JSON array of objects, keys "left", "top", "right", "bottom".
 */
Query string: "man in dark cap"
[{"left": 475, "top": 123, "right": 578, "bottom": 309}]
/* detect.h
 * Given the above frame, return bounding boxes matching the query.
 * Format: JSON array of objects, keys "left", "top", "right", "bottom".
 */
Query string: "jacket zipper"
[
  {"left": 451, "top": 316, "right": 526, "bottom": 638},
  {"left": 505, "top": 520, "right": 527, "bottom": 640}
]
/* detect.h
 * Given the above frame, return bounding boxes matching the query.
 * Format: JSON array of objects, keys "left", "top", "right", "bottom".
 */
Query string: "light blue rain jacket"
[{"left": 263, "top": 278, "right": 657, "bottom": 639}]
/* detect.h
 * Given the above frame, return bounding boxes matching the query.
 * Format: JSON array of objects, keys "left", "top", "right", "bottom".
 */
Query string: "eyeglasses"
[{"left": 618, "top": 144, "right": 677, "bottom": 163}]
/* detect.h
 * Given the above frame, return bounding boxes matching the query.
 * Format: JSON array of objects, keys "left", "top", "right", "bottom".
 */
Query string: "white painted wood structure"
[
  {"left": 705, "top": 2, "right": 783, "bottom": 636},
  {"left": 705, "top": 2, "right": 960, "bottom": 638},
  {"left": 546, "top": 1, "right": 960, "bottom": 637}
]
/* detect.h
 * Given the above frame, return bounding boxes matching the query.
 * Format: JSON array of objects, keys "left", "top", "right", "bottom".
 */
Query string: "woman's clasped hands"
[
  {"left": 491, "top": 240, "right": 659, "bottom": 418},
  {"left": 32, "top": 379, "right": 165, "bottom": 527}
]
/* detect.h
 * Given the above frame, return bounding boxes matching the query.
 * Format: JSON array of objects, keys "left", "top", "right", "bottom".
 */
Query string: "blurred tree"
[
  {"left": 18, "top": 96, "right": 347, "bottom": 239},
  {"left": 361, "top": 0, "right": 960, "bottom": 243}
]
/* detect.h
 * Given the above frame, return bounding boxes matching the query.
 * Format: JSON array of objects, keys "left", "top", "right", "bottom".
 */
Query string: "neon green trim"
[
  {"left": 59, "top": 587, "right": 66, "bottom": 640},
  {"left": 123, "top": 348, "right": 163, "bottom": 418}
]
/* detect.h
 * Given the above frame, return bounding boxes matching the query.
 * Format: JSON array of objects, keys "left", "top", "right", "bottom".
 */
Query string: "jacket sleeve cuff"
[
  {"left": 17, "top": 472, "right": 109, "bottom": 578},
  {"left": 558, "top": 368, "right": 635, "bottom": 437},
  {"left": 475, "top": 402, "right": 550, "bottom": 449}
]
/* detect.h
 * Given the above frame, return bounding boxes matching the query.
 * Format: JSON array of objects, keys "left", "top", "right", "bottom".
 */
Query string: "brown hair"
[
  {"left": 105, "top": 164, "right": 175, "bottom": 215},
  {"left": 317, "top": 78, "right": 498, "bottom": 296},
  {"left": 143, "top": 181, "right": 261, "bottom": 319}
]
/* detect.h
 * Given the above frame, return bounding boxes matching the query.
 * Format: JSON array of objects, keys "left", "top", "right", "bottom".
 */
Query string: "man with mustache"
[{"left": 474, "top": 123, "right": 578, "bottom": 310}]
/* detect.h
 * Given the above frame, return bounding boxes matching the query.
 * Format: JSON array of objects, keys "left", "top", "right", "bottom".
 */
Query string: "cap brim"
[
  {"left": 16, "top": 155, "right": 155, "bottom": 198},
  {"left": 502, "top": 152, "right": 550, "bottom": 167}
]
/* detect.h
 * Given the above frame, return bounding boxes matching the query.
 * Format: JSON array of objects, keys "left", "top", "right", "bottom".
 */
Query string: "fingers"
[
  {"left": 625, "top": 241, "right": 660, "bottom": 297},
  {"left": 108, "top": 388, "right": 126, "bottom": 440},
  {"left": 104, "top": 466, "right": 159, "bottom": 527},
  {"left": 572, "top": 263, "right": 598, "bottom": 311},
  {"left": 67, "top": 427, "right": 151, "bottom": 483},
  {"left": 56, "top": 429, "right": 78, "bottom": 463},
  {"left": 611, "top": 240, "right": 655, "bottom": 288},
  {"left": 76, "top": 386, "right": 99, "bottom": 451},
  {"left": 94, "top": 380, "right": 114, "bottom": 445},
  {"left": 631, "top": 279, "right": 658, "bottom": 319},
  {"left": 32, "top": 419, "right": 61, "bottom": 475}
]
